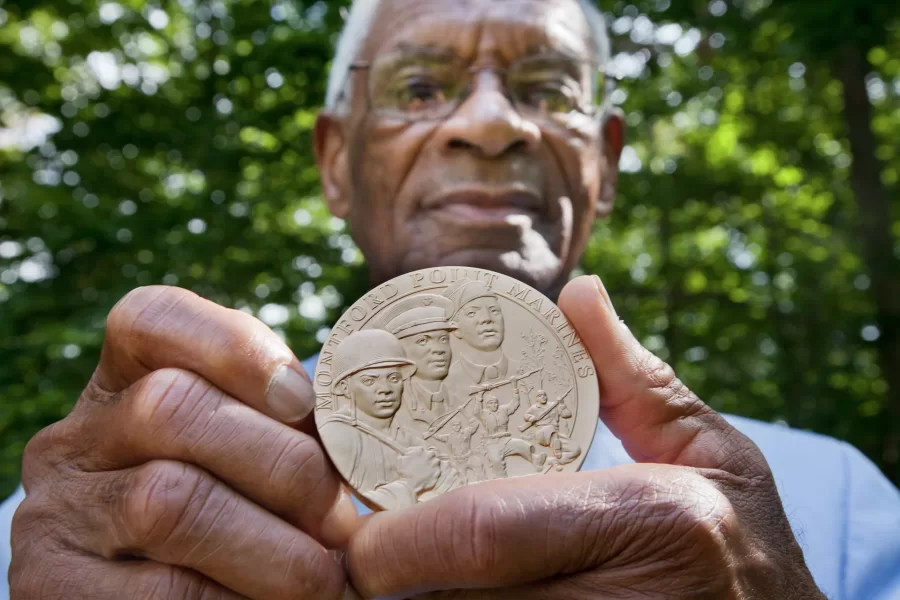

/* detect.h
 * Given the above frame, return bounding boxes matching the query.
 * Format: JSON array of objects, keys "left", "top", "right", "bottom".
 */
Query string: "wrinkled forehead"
[{"left": 364, "top": 0, "right": 594, "bottom": 64}]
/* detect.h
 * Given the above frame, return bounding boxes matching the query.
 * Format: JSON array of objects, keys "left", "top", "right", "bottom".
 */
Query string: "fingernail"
[
  {"left": 592, "top": 275, "right": 619, "bottom": 319},
  {"left": 266, "top": 364, "right": 315, "bottom": 423}
]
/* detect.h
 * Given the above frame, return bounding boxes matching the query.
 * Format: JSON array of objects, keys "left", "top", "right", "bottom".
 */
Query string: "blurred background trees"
[{"left": 1, "top": 0, "right": 898, "bottom": 497}]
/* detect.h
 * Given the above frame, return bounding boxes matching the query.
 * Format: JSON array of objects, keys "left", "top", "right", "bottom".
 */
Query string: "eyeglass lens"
[{"left": 367, "top": 50, "right": 599, "bottom": 121}]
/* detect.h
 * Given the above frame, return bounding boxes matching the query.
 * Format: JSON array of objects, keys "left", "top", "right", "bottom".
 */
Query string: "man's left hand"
[{"left": 345, "top": 275, "right": 824, "bottom": 599}]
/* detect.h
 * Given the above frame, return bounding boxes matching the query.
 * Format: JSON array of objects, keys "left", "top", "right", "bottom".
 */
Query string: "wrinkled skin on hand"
[
  {"left": 346, "top": 276, "right": 826, "bottom": 600},
  {"left": 10, "top": 286, "right": 361, "bottom": 600}
]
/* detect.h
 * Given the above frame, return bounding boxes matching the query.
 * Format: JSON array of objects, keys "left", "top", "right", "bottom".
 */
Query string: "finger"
[
  {"left": 409, "top": 575, "right": 615, "bottom": 600},
  {"left": 73, "top": 368, "right": 358, "bottom": 548},
  {"left": 557, "top": 275, "right": 766, "bottom": 476},
  {"left": 12, "top": 551, "right": 248, "bottom": 600},
  {"left": 71, "top": 460, "right": 347, "bottom": 600},
  {"left": 348, "top": 468, "right": 712, "bottom": 598},
  {"left": 91, "top": 285, "right": 314, "bottom": 424}
]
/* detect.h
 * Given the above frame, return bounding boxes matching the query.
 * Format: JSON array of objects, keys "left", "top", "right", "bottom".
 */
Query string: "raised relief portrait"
[
  {"left": 443, "top": 280, "right": 523, "bottom": 404},
  {"left": 314, "top": 267, "right": 599, "bottom": 510},
  {"left": 317, "top": 329, "right": 443, "bottom": 509},
  {"left": 377, "top": 295, "right": 458, "bottom": 427}
]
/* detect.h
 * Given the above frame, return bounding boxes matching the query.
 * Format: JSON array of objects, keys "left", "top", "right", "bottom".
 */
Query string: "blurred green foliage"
[{"left": 1, "top": 0, "right": 899, "bottom": 498}]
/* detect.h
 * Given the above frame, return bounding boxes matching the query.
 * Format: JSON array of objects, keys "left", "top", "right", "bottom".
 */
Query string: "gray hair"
[{"left": 324, "top": 0, "right": 611, "bottom": 113}]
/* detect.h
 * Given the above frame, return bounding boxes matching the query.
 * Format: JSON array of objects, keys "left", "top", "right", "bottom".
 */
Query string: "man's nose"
[{"left": 435, "top": 75, "right": 541, "bottom": 158}]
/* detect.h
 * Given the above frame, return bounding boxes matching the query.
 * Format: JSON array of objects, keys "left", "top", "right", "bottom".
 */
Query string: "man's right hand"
[{"left": 9, "top": 286, "right": 360, "bottom": 599}]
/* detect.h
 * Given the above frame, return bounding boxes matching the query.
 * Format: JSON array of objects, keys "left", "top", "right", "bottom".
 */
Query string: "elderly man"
[{"left": 3, "top": 0, "right": 899, "bottom": 599}]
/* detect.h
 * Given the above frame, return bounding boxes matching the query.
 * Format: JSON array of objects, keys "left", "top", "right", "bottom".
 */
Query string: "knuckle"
[
  {"left": 438, "top": 487, "right": 500, "bottom": 579},
  {"left": 119, "top": 460, "right": 215, "bottom": 551},
  {"left": 716, "top": 432, "right": 772, "bottom": 481},
  {"left": 657, "top": 474, "right": 735, "bottom": 558},
  {"left": 106, "top": 285, "right": 195, "bottom": 346},
  {"left": 133, "top": 565, "right": 225, "bottom": 600},
  {"left": 468, "top": 494, "right": 502, "bottom": 577},
  {"left": 9, "top": 562, "right": 50, "bottom": 600},
  {"left": 130, "top": 369, "right": 220, "bottom": 441},
  {"left": 637, "top": 350, "right": 678, "bottom": 392},
  {"left": 280, "top": 538, "right": 343, "bottom": 599},
  {"left": 9, "top": 501, "right": 45, "bottom": 575},
  {"left": 9, "top": 499, "right": 75, "bottom": 599},
  {"left": 21, "top": 427, "right": 57, "bottom": 489},
  {"left": 207, "top": 308, "right": 290, "bottom": 371},
  {"left": 21, "top": 420, "right": 83, "bottom": 487},
  {"left": 637, "top": 354, "right": 713, "bottom": 424},
  {"left": 265, "top": 432, "right": 331, "bottom": 505}
]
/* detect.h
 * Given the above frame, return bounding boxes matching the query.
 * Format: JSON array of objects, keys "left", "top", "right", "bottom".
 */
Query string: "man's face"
[
  {"left": 537, "top": 391, "right": 548, "bottom": 404},
  {"left": 316, "top": 0, "right": 624, "bottom": 296},
  {"left": 347, "top": 367, "right": 405, "bottom": 419},
  {"left": 400, "top": 330, "right": 452, "bottom": 380},
  {"left": 485, "top": 396, "right": 499, "bottom": 412},
  {"left": 452, "top": 421, "right": 461, "bottom": 432},
  {"left": 455, "top": 296, "right": 504, "bottom": 352}
]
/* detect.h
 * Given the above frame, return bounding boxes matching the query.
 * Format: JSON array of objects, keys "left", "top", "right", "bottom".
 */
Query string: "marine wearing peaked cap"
[
  {"left": 331, "top": 329, "right": 416, "bottom": 393},
  {"left": 378, "top": 294, "right": 456, "bottom": 339}
]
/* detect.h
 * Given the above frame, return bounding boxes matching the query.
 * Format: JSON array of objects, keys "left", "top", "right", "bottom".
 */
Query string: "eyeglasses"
[{"left": 339, "top": 49, "right": 618, "bottom": 123}]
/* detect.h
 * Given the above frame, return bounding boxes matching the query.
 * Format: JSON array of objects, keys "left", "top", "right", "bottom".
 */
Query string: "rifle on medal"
[
  {"left": 519, "top": 386, "right": 574, "bottom": 433},
  {"left": 422, "top": 366, "right": 544, "bottom": 440}
]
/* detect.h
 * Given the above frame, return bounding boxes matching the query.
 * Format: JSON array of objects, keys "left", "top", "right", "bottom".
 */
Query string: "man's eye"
[
  {"left": 361, "top": 378, "right": 375, "bottom": 386},
  {"left": 393, "top": 76, "right": 453, "bottom": 112},
  {"left": 439, "top": 335, "right": 448, "bottom": 343},
  {"left": 466, "top": 310, "right": 476, "bottom": 317},
  {"left": 406, "top": 78, "right": 442, "bottom": 100},
  {"left": 388, "top": 374, "right": 401, "bottom": 383},
  {"left": 517, "top": 81, "right": 579, "bottom": 113},
  {"left": 417, "top": 337, "right": 428, "bottom": 346}
]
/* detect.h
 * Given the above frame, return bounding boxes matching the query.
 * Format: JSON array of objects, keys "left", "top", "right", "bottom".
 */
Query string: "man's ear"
[
  {"left": 314, "top": 111, "right": 351, "bottom": 219},
  {"left": 596, "top": 108, "right": 626, "bottom": 218}
]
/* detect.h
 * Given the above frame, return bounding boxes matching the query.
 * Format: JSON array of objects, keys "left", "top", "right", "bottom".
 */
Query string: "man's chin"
[{"left": 418, "top": 248, "right": 564, "bottom": 295}]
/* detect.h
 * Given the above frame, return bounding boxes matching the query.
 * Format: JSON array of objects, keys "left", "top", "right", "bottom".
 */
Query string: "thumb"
[{"left": 558, "top": 275, "right": 763, "bottom": 476}]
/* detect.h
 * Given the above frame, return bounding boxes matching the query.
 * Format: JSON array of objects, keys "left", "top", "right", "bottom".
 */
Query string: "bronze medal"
[{"left": 313, "top": 267, "right": 600, "bottom": 511}]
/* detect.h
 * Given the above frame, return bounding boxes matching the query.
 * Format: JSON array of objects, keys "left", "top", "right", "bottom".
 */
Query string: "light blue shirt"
[{"left": 1, "top": 353, "right": 898, "bottom": 599}]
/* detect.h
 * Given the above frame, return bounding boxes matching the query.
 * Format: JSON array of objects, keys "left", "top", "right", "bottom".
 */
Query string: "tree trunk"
[{"left": 835, "top": 44, "right": 900, "bottom": 483}]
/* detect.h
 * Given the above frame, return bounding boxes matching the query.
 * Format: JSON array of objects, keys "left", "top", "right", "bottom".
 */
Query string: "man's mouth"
[{"left": 423, "top": 187, "right": 543, "bottom": 225}]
